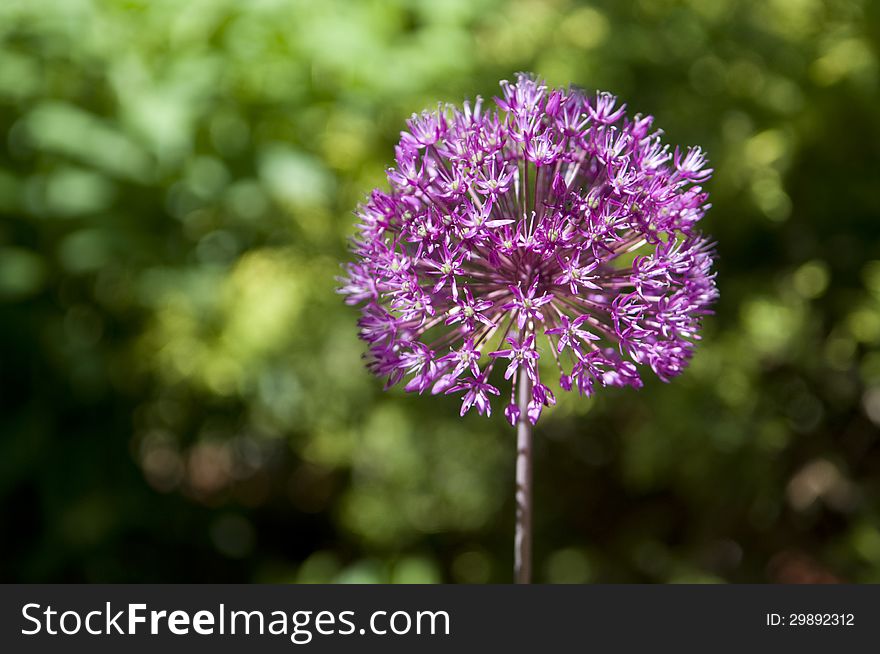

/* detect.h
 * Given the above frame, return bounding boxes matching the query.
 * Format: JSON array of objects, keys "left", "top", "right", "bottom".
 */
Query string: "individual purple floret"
[{"left": 340, "top": 74, "right": 718, "bottom": 425}]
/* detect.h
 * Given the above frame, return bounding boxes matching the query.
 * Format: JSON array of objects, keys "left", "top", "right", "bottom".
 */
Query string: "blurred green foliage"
[{"left": 1, "top": 0, "right": 879, "bottom": 583}]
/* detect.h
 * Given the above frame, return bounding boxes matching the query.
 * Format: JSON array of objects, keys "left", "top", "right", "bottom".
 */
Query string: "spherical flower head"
[{"left": 340, "top": 74, "right": 718, "bottom": 425}]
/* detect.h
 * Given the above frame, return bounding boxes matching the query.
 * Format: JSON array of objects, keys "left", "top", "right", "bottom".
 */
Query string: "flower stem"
[{"left": 514, "top": 366, "right": 532, "bottom": 584}]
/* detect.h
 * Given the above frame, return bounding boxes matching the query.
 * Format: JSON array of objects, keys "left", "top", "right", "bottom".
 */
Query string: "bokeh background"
[{"left": 2, "top": 0, "right": 879, "bottom": 583}]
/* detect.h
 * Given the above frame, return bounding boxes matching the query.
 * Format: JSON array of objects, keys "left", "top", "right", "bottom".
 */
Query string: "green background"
[{"left": 2, "top": 0, "right": 879, "bottom": 583}]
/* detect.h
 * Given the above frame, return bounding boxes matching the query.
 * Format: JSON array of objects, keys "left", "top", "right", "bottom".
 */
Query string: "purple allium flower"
[{"left": 340, "top": 74, "right": 718, "bottom": 426}]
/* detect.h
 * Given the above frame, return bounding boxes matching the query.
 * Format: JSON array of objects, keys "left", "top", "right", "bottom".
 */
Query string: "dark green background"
[{"left": 2, "top": 0, "right": 879, "bottom": 583}]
